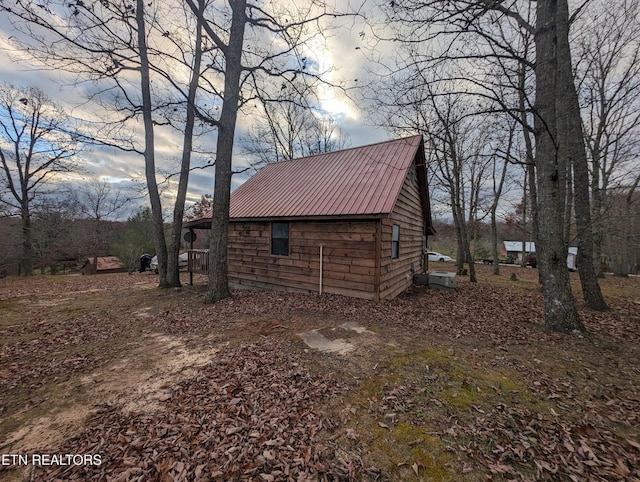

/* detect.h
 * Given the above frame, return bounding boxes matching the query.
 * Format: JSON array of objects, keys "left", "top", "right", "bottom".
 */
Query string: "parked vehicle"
[
  {"left": 527, "top": 251, "right": 577, "bottom": 270},
  {"left": 139, "top": 253, "right": 153, "bottom": 272},
  {"left": 481, "top": 256, "right": 515, "bottom": 265},
  {"left": 427, "top": 251, "right": 453, "bottom": 262},
  {"left": 150, "top": 252, "right": 189, "bottom": 273}
]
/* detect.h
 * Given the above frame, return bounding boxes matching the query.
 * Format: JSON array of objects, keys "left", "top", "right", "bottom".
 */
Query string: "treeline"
[
  {"left": 429, "top": 195, "right": 640, "bottom": 277},
  {"left": 0, "top": 207, "right": 156, "bottom": 277}
]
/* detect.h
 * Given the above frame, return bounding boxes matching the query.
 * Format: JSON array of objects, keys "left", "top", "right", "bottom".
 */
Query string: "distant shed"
[
  {"left": 501, "top": 241, "right": 578, "bottom": 270},
  {"left": 81, "top": 256, "right": 125, "bottom": 275},
  {"left": 501, "top": 241, "right": 536, "bottom": 262},
  {"left": 185, "top": 135, "right": 435, "bottom": 300}
]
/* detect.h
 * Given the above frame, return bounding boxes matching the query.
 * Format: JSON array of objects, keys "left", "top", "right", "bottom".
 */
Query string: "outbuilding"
[
  {"left": 81, "top": 256, "right": 125, "bottom": 275},
  {"left": 501, "top": 241, "right": 578, "bottom": 270},
  {"left": 185, "top": 135, "right": 435, "bottom": 300},
  {"left": 501, "top": 241, "right": 536, "bottom": 262}
]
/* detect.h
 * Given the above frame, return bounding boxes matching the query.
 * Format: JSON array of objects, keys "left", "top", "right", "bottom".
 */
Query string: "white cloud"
[{"left": 0, "top": 0, "right": 387, "bottom": 219}]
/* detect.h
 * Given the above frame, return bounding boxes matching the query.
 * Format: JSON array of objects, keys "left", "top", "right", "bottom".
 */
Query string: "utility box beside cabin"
[
  {"left": 413, "top": 271, "right": 457, "bottom": 290},
  {"left": 428, "top": 271, "right": 457, "bottom": 290}
]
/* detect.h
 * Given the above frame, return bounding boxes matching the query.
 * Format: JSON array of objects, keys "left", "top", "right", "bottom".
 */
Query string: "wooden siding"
[
  {"left": 228, "top": 220, "right": 379, "bottom": 300},
  {"left": 379, "top": 163, "right": 426, "bottom": 300}
]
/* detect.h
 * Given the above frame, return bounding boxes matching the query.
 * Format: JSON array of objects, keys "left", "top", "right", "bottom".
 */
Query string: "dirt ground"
[{"left": 0, "top": 265, "right": 638, "bottom": 481}]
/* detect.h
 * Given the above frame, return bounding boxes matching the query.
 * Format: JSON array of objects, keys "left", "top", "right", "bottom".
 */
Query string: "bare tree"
[
  {"left": 427, "top": 105, "right": 493, "bottom": 284},
  {"left": 532, "top": 0, "right": 583, "bottom": 329},
  {"left": 552, "top": 0, "right": 608, "bottom": 312},
  {"left": 75, "top": 180, "right": 131, "bottom": 222},
  {"left": 241, "top": 82, "right": 348, "bottom": 168},
  {"left": 0, "top": 84, "right": 79, "bottom": 275},
  {"left": 486, "top": 119, "right": 515, "bottom": 275},
  {"left": 30, "top": 196, "right": 79, "bottom": 273},
  {"left": 575, "top": 0, "right": 640, "bottom": 278},
  {"left": 73, "top": 179, "right": 133, "bottom": 266},
  {"left": 184, "top": 0, "right": 355, "bottom": 303},
  {"left": 1, "top": 0, "right": 215, "bottom": 288},
  {"left": 185, "top": 194, "right": 213, "bottom": 221},
  {"left": 364, "top": 54, "right": 513, "bottom": 283},
  {"left": 2, "top": 0, "right": 354, "bottom": 300},
  {"left": 367, "top": 0, "right": 597, "bottom": 331},
  {"left": 160, "top": 0, "right": 208, "bottom": 288}
]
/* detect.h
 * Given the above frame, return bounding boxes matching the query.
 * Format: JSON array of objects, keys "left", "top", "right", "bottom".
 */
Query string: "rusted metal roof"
[
  {"left": 228, "top": 135, "right": 424, "bottom": 219},
  {"left": 86, "top": 256, "right": 124, "bottom": 271}
]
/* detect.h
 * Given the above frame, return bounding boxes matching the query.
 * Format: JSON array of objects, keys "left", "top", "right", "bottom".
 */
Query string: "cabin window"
[
  {"left": 392, "top": 224, "right": 400, "bottom": 259},
  {"left": 271, "top": 222, "right": 289, "bottom": 256}
]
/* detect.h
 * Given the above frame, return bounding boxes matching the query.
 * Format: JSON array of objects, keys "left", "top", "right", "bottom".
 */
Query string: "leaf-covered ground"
[{"left": 0, "top": 265, "right": 638, "bottom": 481}]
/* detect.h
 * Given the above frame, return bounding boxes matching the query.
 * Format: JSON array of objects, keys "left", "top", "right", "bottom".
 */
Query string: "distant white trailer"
[
  {"left": 501, "top": 241, "right": 578, "bottom": 270},
  {"left": 567, "top": 247, "right": 577, "bottom": 271}
]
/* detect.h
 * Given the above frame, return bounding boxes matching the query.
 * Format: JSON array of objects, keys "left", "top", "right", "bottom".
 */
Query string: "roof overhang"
[{"left": 184, "top": 213, "right": 387, "bottom": 230}]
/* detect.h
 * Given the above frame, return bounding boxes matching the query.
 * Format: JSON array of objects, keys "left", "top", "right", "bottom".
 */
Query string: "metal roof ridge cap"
[{"left": 252, "top": 134, "right": 423, "bottom": 167}]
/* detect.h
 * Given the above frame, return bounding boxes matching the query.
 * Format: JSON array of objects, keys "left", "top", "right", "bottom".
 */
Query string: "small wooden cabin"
[{"left": 185, "top": 135, "right": 435, "bottom": 300}]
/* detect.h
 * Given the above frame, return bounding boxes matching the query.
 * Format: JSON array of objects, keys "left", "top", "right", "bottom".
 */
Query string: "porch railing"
[{"left": 188, "top": 249, "right": 209, "bottom": 274}]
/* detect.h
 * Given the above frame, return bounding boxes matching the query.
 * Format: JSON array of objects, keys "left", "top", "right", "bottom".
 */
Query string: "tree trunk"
[
  {"left": 137, "top": 0, "right": 168, "bottom": 288},
  {"left": 521, "top": 190, "right": 527, "bottom": 268},
  {"left": 490, "top": 209, "right": 500, "bottom": 275},
  {"left": 555, "top": 0, "right": 608, "bottom": 311},
  {"left": 21, "top": 201, "right": 33, "bottom": 276},
  {"left": 619, "top": 206, "right": 629, "bottom": 276},
  {"left": 592, "top": 188, "right": 604, "bottom": 278},
  {"left": 451, "top": 198, "right": 476, "bottom": 281},
  {"left": 454, "top": 213, "right": 465, "bottom": 272},
  {"left": 528, "top": 162, "right": 542, "bottom": 285},
  {"left": 534, "top": 0, "right": 584, "bottom": 332},
  {"left": 518, "top": 58, "right": 541, "bottom": 283},
  {"left": 590, "top": 157, "right": 605, "bottom": 278},
  {"left": 167, "top": 0, "right": 205, "bottom": 288},
  {"left": 206, "top": 0, "right": 247, "bottom": 303},
  {"left": 563, "top": 161, "right": 573, "bottom": 246},
  {"left": 450, "top": 194, "right": 469, "bottom": 277},
  {"left": 490, "top": 152, "right": 509, "bottom": 276},
  {"left": 463, "top": 224, "right": 477, "bottom": 282}
]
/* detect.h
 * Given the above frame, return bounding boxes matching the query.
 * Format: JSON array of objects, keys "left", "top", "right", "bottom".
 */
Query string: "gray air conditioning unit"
[{"left": 428, "top": 271, "right": 456, "bottom": 290}]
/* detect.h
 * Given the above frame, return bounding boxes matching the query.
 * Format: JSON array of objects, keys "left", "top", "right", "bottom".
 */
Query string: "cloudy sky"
[{"left": 0, "top": 1, "right": 393, "bottom": 218}]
